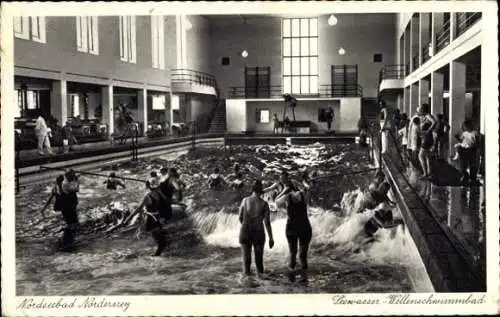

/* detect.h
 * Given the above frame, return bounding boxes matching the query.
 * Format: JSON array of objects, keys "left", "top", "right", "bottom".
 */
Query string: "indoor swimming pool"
[{"left": 15, "top": 142, "right": 433, "bottom": 295}]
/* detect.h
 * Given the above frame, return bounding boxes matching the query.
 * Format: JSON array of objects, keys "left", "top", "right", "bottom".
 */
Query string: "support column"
[
  {"left": 418, "top": 79, "right": 430, "bottom": 107},
  {"left": 449, "top": 60, "right": 466, "bottom": 156},
  {"left": 137, "top": 87, "right": 147, "bottom": 136},
  {"left": 403, "top": 31, "right": 408, "bottom": 71},
  {"left": 50, "top": 80, "right": 68, "bottom": 126},
  {"left": 101, "top": 84, "right": 114, "bottom": 134},
  {"left": 431, "top": 71, "right": 444, "bottom": 116},
  {"left": 410, "top": 83, "right": 419, "bottom": 115},
  {"left": 450, "top": 12, "right": 456, "bottom": 42},
  {"left": 409, "top": 18, "right": 415, "bottom": 72},
  {"left": 418, "top": 15, "right": 424, "bottom": 66}
]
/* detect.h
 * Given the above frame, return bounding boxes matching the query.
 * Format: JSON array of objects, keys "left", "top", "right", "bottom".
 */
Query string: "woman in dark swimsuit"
[{"left": 284, "top": 190, "right": 312, "bottom": 282}]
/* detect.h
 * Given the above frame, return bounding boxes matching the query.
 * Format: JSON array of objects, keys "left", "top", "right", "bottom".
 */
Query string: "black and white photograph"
[{"left": 1, "top": 1, "right": 498, "bottom": 316}]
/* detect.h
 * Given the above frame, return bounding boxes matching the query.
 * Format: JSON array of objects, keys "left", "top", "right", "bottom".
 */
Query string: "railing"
[
  {"left": 435, "top": 20, "right": 451, "bottom": 54},
  {"left": 412, "top": 54, "right": 419, "bottom": 72},
  {"left": 228, "top": 84, "right": 363, "bottom": 99},
  {"left": 171, "top": 69, "right": 218, "bottom": 88},
  {"left": 456, "top": 12, "right": 482, "bottom": 38},
  {"left": 405, "top": 62, "right": 410, "bottom": 77},
  {"left": 379, "top": 64, "right": 406, "bottom": 82},
  {"left": 422, "top": 41, "right": 431, "bottom": 64}
]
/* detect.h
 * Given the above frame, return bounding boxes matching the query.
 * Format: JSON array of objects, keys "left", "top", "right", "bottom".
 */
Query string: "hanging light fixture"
[
  {"left": 241, "top": 50, "right": 248, "bottom": 58},
  {"left": 338, "top": 47, "right": 346, "bottom": 55},
  {"left": 328, "top": 14, "right": 338, "bottom": 26}
]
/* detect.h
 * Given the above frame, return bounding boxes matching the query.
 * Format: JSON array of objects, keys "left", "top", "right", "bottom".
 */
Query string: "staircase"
[{"left": 208, "top": 99, "right": 227, "bottom": 133}]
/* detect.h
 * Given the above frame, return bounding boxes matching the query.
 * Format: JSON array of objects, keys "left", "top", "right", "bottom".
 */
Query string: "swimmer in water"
[
  {"left": 104, "top": 172, "right": 126, "bottom": 190},
  {"left": 60, "top": 169, "right": 80, "bottom": 251},
  {"left": 159, "top": 167, "right": 169, "bottom": 183},
  {"left": 368, "top": 170, "right": 386, "bottom": 192},
  {"left": 357, "top": 181, "right": 396, "bottom": 213},
  {"left": 264, "top": 171, "right": 297, "bottom": 202},
  {"left": 166, "top": 168, "right": 186, "bottom": 204},
  {"left": 207, "top": 167, "right": 226, "bottom": 189},
  {"left": 40, "top": 174, "right": 65, "bottom": 218},
  {"left": 239, "top": 180, "right": 274, "bottom": 277},
  {"left": 363, "top": 208, "right": 405, "bottom": 243},
  {"left": 228, "top": 164, "right": 244, "bottom": 189},
  {"left": 146, "top": 171, "right": 160, "bottom": 190}
]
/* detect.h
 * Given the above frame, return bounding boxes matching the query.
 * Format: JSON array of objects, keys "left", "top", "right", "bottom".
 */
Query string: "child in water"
[
  {"left": 228, "top": 164, "right": 244, "bottom": 189},
  {"left": 363, "top": 207, "right": 405, "bottom": 242},
  {"left": 40, "top": 174, "right": 65, "bottom": 218},
  {"left": 207, "top": 167, "right": 226, "bottom": 189},
  {"left": 104, "top": 172, "right": 126, "bottom": 190},
  {"left": 146, "top": 171, "right": 161, "bottom": 190}
]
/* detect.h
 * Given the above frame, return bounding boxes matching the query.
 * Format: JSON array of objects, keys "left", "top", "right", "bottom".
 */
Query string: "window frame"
[
  {"left": 151, "top": 15, "right": 165, "bottom": 69},
  {"left": 282, "top": 17, "right": 319, "bottom": 95},
  {"left": 14, "top": 16, "right": 46, "bottom": 43},
  {"left": 76, "top": 16, "right": 99, "bottom": 55},
  {"left": 119, "top": 16, "right": 137, "bottom": 63},
  {"left": 256, "top": 109, "right": 271, "bottom": 124}
]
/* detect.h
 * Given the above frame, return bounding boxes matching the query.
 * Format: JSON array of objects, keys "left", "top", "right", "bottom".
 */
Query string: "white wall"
[
  {"left": 210, "top": 14, "right": 396, "bottom": 99},
  {"left": 226, "top": 97, "right": 361, "bottom": 133},
  {"left": 338, "top": 98, "right": 361, "bottom": 133},
  {"left": 226, "top": 99, "right": 247, "bottom": 132},
  {"left": 246, "top": 100, "right": 341, "bottom": 133}
]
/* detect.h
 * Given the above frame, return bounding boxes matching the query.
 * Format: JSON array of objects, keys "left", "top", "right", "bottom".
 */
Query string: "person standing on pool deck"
[
  {"left": 239, "top": 180, "right": 274, "bottom": 277},
  {"left": 285, "top": 189, "right": 312, "bottom": 282}
]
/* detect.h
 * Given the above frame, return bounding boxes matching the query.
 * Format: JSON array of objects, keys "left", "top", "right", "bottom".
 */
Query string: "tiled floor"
[{"left": 385, "top": 140, "right": 486, "bottom": 272}]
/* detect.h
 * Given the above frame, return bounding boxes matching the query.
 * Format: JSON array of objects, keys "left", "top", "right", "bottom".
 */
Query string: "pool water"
[{"left": 16, "top": 143, "right": 426, "bottom": 295}]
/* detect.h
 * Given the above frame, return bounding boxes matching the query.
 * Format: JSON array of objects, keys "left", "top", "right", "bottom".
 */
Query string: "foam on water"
[{"left": 191, "top": 188, "right": 413, "bottom": 267}]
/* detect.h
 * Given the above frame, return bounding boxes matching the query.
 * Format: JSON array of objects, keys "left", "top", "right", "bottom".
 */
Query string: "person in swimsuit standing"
[
  {"left": 285, "top": 189, "right": 313, "bottom": 282},
  {"left": 239, "top": 180, "right": 274, "bottom": 277}
]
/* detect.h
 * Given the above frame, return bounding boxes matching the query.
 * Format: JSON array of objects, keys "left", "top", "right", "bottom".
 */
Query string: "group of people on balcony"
[{"left": 379, "top": 101, "right": 483, "bottom": 186}]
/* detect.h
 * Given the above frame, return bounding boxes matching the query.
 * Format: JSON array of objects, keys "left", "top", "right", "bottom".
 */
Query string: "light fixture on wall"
[
  {"left": 338, "top": 47, "right": 346, "bottom": 55},
  {"left": 328, "top": 14, "right": 338, "bottom": 26},
  {"left": 241, "top": 50, "right": 248, "bottom": 58}
]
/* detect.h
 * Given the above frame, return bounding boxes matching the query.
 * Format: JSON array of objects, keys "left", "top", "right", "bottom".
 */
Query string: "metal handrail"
[
  {"left": 456, "top": 12, "right": 481, "bottom": 37},
  {"left": 379, "top": 64, "right": 406, "bottom": 81},
  {"left": 435, "top": 20, "right": 451, "bottom": 53},
  {"left": 412, "top": 54, "right": 419, "bottom": 72},
  {"left": 171, "top": 69, "right": 218, "bottom": 87},
  {"left": 228, "top": 84, "right": 363, "bottom": 99},
  {"left": 422, "top": 41, "right": 431, "bottom": 64}
]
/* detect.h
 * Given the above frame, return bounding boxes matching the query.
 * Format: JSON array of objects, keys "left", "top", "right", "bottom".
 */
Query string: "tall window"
[
  {"left": 282, "top": 18, "right": 318, "bottom": 95},
  {"left": 70, "top": 94, "right": 80, "bottom": 117},
  {"left": 13, "top": 17, "right": 46, "bottom": 43},
  {"left": 120, "top": 16, "right": 137, "bottom": 63},
  {"left": 151, "top": 16, "right": 165, "bottom": 69},
  {"left": 76, "top": 16, "right": 99, "bottom": 55}
]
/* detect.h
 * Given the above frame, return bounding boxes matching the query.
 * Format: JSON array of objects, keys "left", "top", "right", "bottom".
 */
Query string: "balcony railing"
[
  {"left": 412, "top": 54, "right": 419, "bottom": 72},
  {"left": 456, "top": 12, "right": 482, "bottom": 38},
  {"left": 378, "top": 64, "right": 406, "bottom": 83},
  {"left": 228, "top": 84, "right": 363, "bottom": 99},
  {"left": 171, "top": 69, "right": 218, "bottom": 87},
  {"left": 422, "top": 41, "right": 431, "bottom": 64},
  {"left": 435, "top": 20, "right": 451, "bottom": 54}
]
